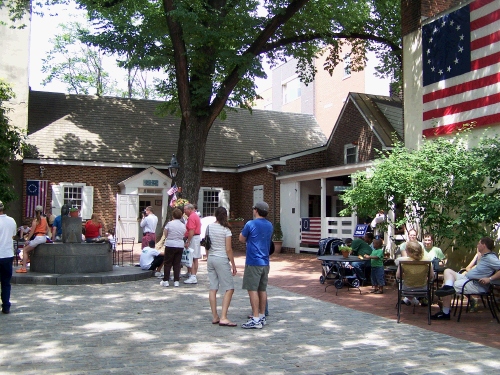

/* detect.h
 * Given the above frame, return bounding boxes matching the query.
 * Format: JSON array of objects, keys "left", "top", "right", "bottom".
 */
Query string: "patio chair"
[
  {"left": 119, "top": 237, "right": 135, "bottom": 266},
  {"left": 453, "top": 274, "right": 500, "bottom": 324},
  {"left": 397, "top": 261, "right": 433, "bottom": 325}
]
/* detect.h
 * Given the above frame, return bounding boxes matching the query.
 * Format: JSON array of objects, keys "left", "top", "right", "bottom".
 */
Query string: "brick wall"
[
  {"left": 200, "top": 171, "right": 242, "bottom": 217},
  {"left": 281, "top": 151, "right": 329, "bottom": 174},
  {"left": 325, "top": 100, "right": 383, "bottom": 165},
  {"left": 23, "top": 164, "right": 143, "bottom": 232},
  {"left": 239, "top": 169, "right": 280, "bottom": 223},
  {"left": 402, "top": 0, "right": 465, "bottom": 36},
  {"left": 23, "top": 164, "right": 279, "bottom": 234}
]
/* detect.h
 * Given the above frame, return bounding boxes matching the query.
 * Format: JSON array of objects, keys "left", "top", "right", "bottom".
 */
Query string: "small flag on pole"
[{"left": 167, "top": 183, "right": 178, "bottom": 196}]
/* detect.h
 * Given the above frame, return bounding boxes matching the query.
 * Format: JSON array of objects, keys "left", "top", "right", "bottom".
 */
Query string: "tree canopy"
[
  {"left": 340, "top": 128, "right": 500, "bottom": 252},
  {"left": 0, "top": 80, "right": 27, "bottom": 206},
  {"left": 42, "top": 21, "right": 116, "bottom": 95},
  {"left": 3, "top": 0, "right": 403, "bottom": 206}
]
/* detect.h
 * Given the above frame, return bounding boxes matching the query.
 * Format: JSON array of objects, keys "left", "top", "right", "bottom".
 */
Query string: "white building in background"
[
  {"left": 253, "top": 49, "right": 392, "bottom": 137},
  {"left": 0, "top": 5, "right": 31, "bottom": 131}
]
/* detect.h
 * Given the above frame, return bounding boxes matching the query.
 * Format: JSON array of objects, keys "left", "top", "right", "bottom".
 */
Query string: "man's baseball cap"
[
  {"left": 35, "top": 205, "right": 43, "bottom": 212},
  {"left": 253, "top": 201, "right": 269, "bottom": 213}
]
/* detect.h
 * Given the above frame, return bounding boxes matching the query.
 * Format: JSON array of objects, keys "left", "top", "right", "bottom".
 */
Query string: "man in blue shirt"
[
  {"left": 239, "top": 201, "right": 273, "bottom": 329},
  {"left": 51, "top": 215, "right": 62, "bottom": 241}
]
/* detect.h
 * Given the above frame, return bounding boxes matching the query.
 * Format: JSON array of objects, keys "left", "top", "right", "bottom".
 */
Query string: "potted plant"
[
  {"left": 272, "top": 222, "right": 283, "bottom": 254},
  {"left": 69, "top": 207, "right": 79, "bottom": 218},
  {"left": 338, "top": 245, "right": 352, "bottom": 258}
]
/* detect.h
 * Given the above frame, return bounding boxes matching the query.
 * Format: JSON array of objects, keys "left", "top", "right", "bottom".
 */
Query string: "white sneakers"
[
  {"left": 183, "top": 275, "right": 197, "bottom": 284},
  {"left": 160, "top": 280, "right": 180, "bottom": 287}
]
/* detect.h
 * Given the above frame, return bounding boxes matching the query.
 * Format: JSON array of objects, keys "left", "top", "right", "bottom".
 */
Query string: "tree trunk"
[{"left": 174, "top": 116, "right": 210, "bottom": 205}]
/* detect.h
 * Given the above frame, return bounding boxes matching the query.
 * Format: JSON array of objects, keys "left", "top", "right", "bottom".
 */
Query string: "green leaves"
[
  {"left": 341, "top": 129, "right": 500, "bottom": 251},
  {"left": 0, "top": 79, "right": 27, "bottom": 205}
]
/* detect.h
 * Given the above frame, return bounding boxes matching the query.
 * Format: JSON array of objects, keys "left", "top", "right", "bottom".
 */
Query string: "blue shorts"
[{"left": 371, "top": 266, "right": 385, "bottom": 286}]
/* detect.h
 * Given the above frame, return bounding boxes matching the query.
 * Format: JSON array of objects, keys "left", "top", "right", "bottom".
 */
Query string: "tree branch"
[
  {"left": 261, "top": 32, "right": 402, "bottom": 59},
  {"left": 163, "top": 0, "right": 192, "bottom": 118},
  {"left": 208, "top": 0, "right": 311, "bottom": 125}
]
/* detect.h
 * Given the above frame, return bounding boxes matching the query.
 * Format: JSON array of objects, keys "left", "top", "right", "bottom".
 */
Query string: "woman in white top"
[
  {"left": 207, "top": 207, "right": 237, "bottom": 326},
  {"left": 161, "top": 208, "right": 186, "bottom": 287}
]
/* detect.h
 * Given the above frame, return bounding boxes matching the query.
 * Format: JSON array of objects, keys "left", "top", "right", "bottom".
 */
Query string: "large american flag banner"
[
  {"left": 300, "top": 217, "right": 321, "bottom": 244},
  {"left": 25, "top": 180, "right": 48, "bottom": 217},
  {"left": 422, "top": 0, "right": 500, "bottom": 137}
]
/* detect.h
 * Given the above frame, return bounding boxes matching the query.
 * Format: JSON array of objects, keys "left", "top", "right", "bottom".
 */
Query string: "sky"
[{"left": 29, "top": 2, "right": 272, "bottom": 96}]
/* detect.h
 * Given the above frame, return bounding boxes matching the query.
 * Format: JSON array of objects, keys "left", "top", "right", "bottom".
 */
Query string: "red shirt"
[
  {"left": 185, "top": 213, "right": 201, "bottom": 237},
  {"left": 85, "top": 221, "right": 102, "bottom": 239}
]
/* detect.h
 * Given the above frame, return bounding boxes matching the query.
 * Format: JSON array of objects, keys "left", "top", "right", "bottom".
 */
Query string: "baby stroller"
[
  {"left": 318, "top": 237, "right": 343, "bottom": 284},
  {"left": 318, "top": 237, "right": 361, "bottom": 294}
]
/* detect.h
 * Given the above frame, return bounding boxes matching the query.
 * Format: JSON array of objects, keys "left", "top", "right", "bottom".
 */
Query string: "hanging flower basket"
[{"left": 172, "top": 198, "right": 189, "bottom": 210}]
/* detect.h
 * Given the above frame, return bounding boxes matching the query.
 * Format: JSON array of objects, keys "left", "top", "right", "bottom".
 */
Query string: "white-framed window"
[
  {"left": 197, "top": 188, "right": 230, "bottom": 217},
  {"left": 52, "top": 183, "right": 94, "bottom": 219},
  {"left": 344, "top": 144, "right": 358, "bottom": 164},
  {"left": 282, "top": 76, "right": 301, "bottom": 104},
  {"left": 343, "top": 53, "right": 351, "bottom": 78},
  {"left": 253, "top": 185, "right": 264, "bottom": 206}
]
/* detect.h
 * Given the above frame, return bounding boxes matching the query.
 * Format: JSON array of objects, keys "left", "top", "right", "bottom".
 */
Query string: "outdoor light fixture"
[{"left": 168, "top": 154, "right": 180, "bottom": 178}]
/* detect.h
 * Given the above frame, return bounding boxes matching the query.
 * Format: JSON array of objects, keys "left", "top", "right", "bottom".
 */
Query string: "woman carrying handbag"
[{"left": 207, "top": 207, "right": 238, "bottom": 326}]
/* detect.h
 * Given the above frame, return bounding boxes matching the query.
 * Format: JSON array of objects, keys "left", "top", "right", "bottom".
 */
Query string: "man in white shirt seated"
[{"left": 139, "top": 240, "right": 164, "bottom": 277}]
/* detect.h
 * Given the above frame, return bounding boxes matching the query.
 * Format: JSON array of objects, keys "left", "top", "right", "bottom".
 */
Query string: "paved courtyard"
[{"left": 1, "top": 261, "right": 499, "bottom": 375}]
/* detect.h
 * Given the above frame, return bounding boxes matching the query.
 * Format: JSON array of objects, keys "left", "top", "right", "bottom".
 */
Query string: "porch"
[{"left": 299, "top": 216, "right": 357, "bottom": 253}]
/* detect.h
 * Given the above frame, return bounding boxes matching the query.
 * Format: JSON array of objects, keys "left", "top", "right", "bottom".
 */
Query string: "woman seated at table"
[
  {"left": 399, "top": 228, "right": 421, "bottom": 257},
  {"left": 396, "top": 240, "right": 433, "bottom": 306},
  {"left": 85, "top": 214, "right": 103, "bottom": 242}
]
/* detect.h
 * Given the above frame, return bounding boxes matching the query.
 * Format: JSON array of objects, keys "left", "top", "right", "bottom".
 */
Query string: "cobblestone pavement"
[{"left": 1, "top": 263, "right": 499, "bottom": 375}]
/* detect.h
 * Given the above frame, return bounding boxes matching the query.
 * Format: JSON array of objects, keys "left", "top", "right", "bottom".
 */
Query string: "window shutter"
[
  {"left": 81, "top": 186, "right": 94, "bottom": 220},
  {"left": 253, "top": 185, "right": 264, "bottom": 206},
  {"left": 219, "top": 190, "right": 230, "bottom": 213},
  {"left": 52, "top": 185, "right": 62, "bottom": 216},
  {"left": 197, "top": 189, "right": 204, "bottom": 216}
]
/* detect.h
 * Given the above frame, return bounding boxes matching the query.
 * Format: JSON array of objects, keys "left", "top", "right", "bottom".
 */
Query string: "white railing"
[
  {"left": 299, "top": 216, "right": 357, "bottom": 252},
  {"left": 325, "top": 216, "right": 356, "bottom": 239}
]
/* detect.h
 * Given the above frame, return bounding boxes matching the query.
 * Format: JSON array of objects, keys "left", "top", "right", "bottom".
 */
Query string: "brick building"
[{"left": 23, "top": 90, "right": 401, "bottom": 253}]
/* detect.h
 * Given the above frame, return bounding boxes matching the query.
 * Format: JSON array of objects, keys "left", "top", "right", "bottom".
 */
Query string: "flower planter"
[
  {"left": 272, "top": 240, "right": 283, "bottom": 254},
  {"left": 229, "top": 220, "right": 245, "bottom": 229},
  {"left": 69, "top": 211, "right": 79, "bottom": 218}
]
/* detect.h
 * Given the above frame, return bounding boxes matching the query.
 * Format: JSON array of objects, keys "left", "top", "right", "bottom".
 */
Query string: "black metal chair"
[
  {"left": 119, "top": 237, "right": 135, "bottom": 266},
  {"left": 453, "top": 275, "right": 499, "bottom": 323},
  {"left": 397, "top": 261, "right": 433, "bottom": 325}
]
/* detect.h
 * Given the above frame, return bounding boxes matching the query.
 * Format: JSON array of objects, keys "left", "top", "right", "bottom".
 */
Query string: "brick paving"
[
  {"left": 1, "top": 248, "right": 499, "bottom": 374},
  {"left": 243, "top": 252, "right": 500, "bottom": 350}
]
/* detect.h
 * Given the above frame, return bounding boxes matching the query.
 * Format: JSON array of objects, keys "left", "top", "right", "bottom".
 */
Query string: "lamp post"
[
  {"left": 167, "top": 154, "right": 181, "bottom": 208},
  {"left": 168, "top": 154, "right": 180, "bottom": 179}
]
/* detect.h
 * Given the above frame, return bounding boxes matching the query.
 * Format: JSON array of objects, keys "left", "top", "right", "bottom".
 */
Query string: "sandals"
[{"left": 15, "top": 268, "right": 27, "bottom": 273}]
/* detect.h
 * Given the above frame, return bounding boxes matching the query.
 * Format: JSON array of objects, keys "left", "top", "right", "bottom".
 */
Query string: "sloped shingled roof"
[
  {"left": 347, "top": 93, "right": 403, "bottom": 146},
  {"left": 27, "top": 91, "right": 327, "bottom": 168}
]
